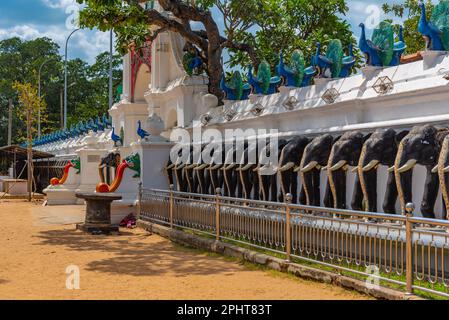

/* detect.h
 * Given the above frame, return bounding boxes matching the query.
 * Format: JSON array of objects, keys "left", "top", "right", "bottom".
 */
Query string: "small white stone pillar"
[
  {"left": 131, "top": 113, "right": 174, "bottom": 190},
  {"left": 43, "top": 157, "right": 81, "bottom": 205},
  {"left": 75, "top": 132, "right": 107, "bottom": 204}
]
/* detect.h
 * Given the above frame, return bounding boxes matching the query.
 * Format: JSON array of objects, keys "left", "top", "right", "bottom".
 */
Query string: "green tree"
[
  {"left": 0, "top": 37, "right": 61, "bottom": 145},
  {"left": 382, "top": 0, "right": 434, "bottom": 55},
  {"left": 76, "top": 0, "right": 355, "bottom": 100},
  {"left": 0, "top": 37, "right": 123, "bottom": 145}
]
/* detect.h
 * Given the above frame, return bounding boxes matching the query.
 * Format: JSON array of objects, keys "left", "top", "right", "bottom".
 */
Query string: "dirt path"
[{"left": 0, "top": 200, "right": 371, "bottom": 300}]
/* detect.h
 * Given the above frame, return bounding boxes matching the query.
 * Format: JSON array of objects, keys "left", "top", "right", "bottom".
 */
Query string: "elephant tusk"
[
  {"left": 387, "top": 166, "right": 395, "bottom": 173},
  {"left": 176, "top": 164, "right": 186, "bottom": 170},
  {"left": 432, "top": 165, "right": 438, "bottom": 174},
  {"left": 300, "top": 161, "right": 318, "bottom": 173},
  {"left": 351, "top": 167, "right": 358, "bottom": 173},
  {"left": 362, "top": 160, "right": 380, "bottom": 172},
  {"left": 209, "top": 164, "right": 223, "bottom": 170},
  {"left": 194, "top": 164, "right": 208, "bottom": 170},
  {"left": 185, "top": 164, "right": 197, "bottom": 170},
  {"left": 445, "top": 166, "right": 449, "bottom": 173},
  {"left": 239, "top": 163, "right": 254, "bottom": 172},
  {"left": 278, "top": 162, "right": 296, "bottom": 172},
  {"left": 224, "top": 163, "right": 237, "bottom": 171},
  {"left": 328, "top": 160, "right": 347, "bottom": 172},
  {"left": 166, "top": 163, "right": 175, "bottom": 170},
  {"left": 321, "top": 166, "right": 327, "bottom": 171},
  {"left": 397, "top": 159, "right": 418, "bottom": 173}
]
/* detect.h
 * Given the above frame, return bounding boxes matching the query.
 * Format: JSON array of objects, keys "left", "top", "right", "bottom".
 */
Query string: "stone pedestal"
[
  {"left": 109, "top": 101, "right": 149, "bottom": 149},
  {"left": 44, "top": 172, "right": 80, "bottom": 205},
  {"left": 76, "top": 193, "right": 122, "bottom": 235},
  {"left": 131, "top": 141, "right": 174, "bottom": 190},
  {"left": 75, "top": 134, "right": 108, "bottom": 204}
]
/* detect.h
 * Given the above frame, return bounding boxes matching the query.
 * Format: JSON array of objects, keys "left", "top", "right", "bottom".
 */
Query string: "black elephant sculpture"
[
  {"left": 437, "top": 135, "right": 449, "bottom": 219},
  {"left": 223, "top": 143, "right": 244, "bottom": 198},
  {"left": 394, "top": 125, "right": 449, "bottom": 218},
  {"left": 99, "top": 152, "right": 121, "bottom": 184},
  {"left": 327, "top": 131, "right": 372, "bottom": 210},
  {"left": 278, "top": 136, "right": 310, "bottom": 204},
  {"left": 205, "top": 143, "right": 226, "bottom": 195},
  {"left": 357, "top": 129, "right": 408, "bottom": 214},
  {"left": 237, "top": 141, "right": 265, "bottom": 200},
  {"left": 256, "top": 139, "right": 288, "bottom": 202},
  {"left": 298, "top": 134, "right": 338, "bottom": 207}
]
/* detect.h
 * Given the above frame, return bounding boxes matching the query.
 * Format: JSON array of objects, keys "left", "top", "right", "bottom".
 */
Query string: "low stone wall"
[{"left": 137, "top": 220, "right": 422, "bottom": 300}]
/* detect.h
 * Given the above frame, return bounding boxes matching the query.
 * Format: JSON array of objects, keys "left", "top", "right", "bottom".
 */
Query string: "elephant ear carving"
[
  {"left": 395, "top": 130, "right": 410, "bottom": 146},
  {"left": 326, "top": 39, "right": 343, "bottom": 78},
  {"left": 363, "top": 133, "right": 373, "bottom": 143},
  {"left": 431, "top": 0, "right": 449, "bottom": 50},
  {"left": 372, "top": 21, "right": 394, "bottom": 66}
]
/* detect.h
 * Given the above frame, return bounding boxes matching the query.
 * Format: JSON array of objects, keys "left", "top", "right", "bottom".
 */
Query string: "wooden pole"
[
  {"left": 60, "top": 89, "right": 64, "bottom": 129},
  {"left": 27, "top": 103, "right": 32, "bottom": 202},
  {"left": 8, "top": 99, "right": 12, "bottom": 146}
]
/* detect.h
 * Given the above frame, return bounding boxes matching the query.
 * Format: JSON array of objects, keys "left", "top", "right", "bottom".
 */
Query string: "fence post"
[
  {"left": 405, "top": 202, "right": 415, "bottom": 295},
  {"left": 285, "top": 193, "right": 293, "bottom": 262},
  {"left": 215, "top": 188, "right": 221, "bottom": 241},
  {"left": 169, "top": 184, "right": 174, "bottom": 229},
  {"left": 137, "top": 182, "right": 143, "bottom": 220}
]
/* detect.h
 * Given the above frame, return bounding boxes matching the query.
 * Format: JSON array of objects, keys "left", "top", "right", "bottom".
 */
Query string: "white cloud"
[
  {"left": 0, "top": 24, "right": 111, "bottom": 63},
  {"left": 41, "top": 0, "right": 77, "bottom": 9}
]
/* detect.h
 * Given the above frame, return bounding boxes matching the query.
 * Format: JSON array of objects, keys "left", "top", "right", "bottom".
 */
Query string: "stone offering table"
[
  {"left": 75, "top": 193, "right": 122, "bottom": 235},
  {"left": 1, "top": 179, "right": 28, "bottom": 195}
]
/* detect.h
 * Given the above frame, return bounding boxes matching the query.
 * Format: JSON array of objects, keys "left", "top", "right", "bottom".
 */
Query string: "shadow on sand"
[{"left": 34, "top": 229, "right": 241, "bottom": 278}]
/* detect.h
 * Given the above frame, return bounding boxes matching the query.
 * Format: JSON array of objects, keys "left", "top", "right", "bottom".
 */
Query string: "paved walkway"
[{"left": 0, "top": 200, "right": 371, "bottom": 300}]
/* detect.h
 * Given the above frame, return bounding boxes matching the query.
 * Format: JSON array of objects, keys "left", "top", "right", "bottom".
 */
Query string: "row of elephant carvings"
[{"left": 164, "top": 125, "right": 449, "bottom": 220}]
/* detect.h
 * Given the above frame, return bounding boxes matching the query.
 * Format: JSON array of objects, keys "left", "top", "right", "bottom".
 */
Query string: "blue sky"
[{"left": 0, "top": 0, "right": 408, "bottom": 64}]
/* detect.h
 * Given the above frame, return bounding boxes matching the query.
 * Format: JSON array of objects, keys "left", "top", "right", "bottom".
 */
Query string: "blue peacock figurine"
[
  {"left": 220, "top": 71, "right": 251, "bottom": 100},
  {"left": 137, "top": 120, "right": 150, "bottom": 139},
  {"left": 183, "top": 49, "right": 204, "bottom": 76},
  {"left": 312, "top": 42, "right": 333, "bottom": 77},
  {"left": 419, "top": 0, "right": 449, "bottom": 51},
  {"left": 276, "top": 50, "right": 316, "bottom": 87},
  {"left": 340, "top": 44, "right": 356, "bottom": 77},
  {"left": 359, "top": 21, "right": 406, "bottom": 67},
  {"left": 111, "top": 127, "right": 121, "bottom": 145},
  {"left": 248, "top": 61, "right": 282, "bottom": 95}
]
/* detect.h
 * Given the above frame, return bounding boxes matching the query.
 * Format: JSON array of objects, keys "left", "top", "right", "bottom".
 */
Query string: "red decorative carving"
[{"left": 130, "top": 42, "right": 152, "bottom": 102}]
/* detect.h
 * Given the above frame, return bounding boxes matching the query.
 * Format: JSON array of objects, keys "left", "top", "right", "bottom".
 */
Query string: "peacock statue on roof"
[
  {"left": 419, "top": 0, "right": 449, "bottom": 51},
  {"left": 359, "top": 20, "right": 406, "bottom": 67},
  {"left": 312, "top": 40, "right": 356, "bottom": 78},
  {"left": 183, "top": 47, "right": 204, "bottom": 76},
  {"left": 248, "top": 60, "right": 282, "bottom": 95},
  {"left": 276, "top": 50, "right": 316, "bottom": 87},
  {"left": 220, "top": 71, "right": 251, "bottom": 100}
]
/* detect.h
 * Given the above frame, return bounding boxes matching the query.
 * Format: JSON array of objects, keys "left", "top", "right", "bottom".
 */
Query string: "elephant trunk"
[
  {"left": 357, "top": 145, "right": 378, "bottom": 212},
  {"left": 438, "top": 137, "right": 449, "bottom": 218},
  {"left": 394, "top": 142, "right": 414, "bottom": 213},
  {"left": 327, "top": 148, "right": 347, "bottom": 209}
]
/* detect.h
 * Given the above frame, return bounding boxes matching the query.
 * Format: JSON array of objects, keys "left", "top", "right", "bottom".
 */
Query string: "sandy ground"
[{"left": 0, "top": 200, "right": 371, "bottom": 300}]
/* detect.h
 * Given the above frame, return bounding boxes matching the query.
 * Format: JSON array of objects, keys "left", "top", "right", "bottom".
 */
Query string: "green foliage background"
[{"left": 0, "top": 37, "right": 122, "bottom": 146}]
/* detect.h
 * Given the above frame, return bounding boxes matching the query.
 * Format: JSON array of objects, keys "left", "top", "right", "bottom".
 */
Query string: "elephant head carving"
[
  {"left": 394, "top": 125, "right": 449, "bottom": 218},
  {"left": 278, "top": 136, "right": 310, "bottom": 204},
  {"left": 357, "top": 129, "right": 408, "bottom": 213},
  {"left": 438, "top": 136, "right": 449, "bottom": 219},
  {"left": 327, "top": 131, "right": 371, "bottom": 209},
  {"left": 299, "top": 134, "right": 336, "bottom": 207},
  {"left": 98, "top": 152, "right": 121, "bottom": 184}
]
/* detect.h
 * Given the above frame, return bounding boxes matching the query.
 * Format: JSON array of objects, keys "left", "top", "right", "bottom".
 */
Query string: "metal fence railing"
[{"left": 139, "top": 185, "right": 449, "bottom": 299}]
